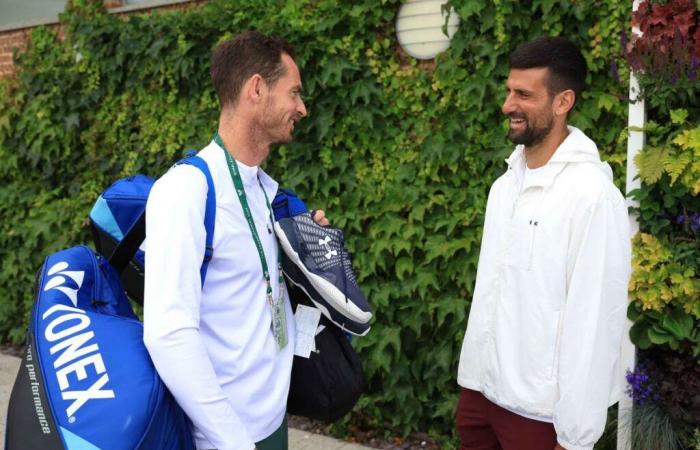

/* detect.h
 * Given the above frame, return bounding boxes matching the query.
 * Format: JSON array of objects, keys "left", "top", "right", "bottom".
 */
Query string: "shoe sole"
[
  {"left": 282, "top": 270, "right": 370, "bottom": 337},
  {"left": 274, "top": 221, "right": 372, "bottom": 324}
]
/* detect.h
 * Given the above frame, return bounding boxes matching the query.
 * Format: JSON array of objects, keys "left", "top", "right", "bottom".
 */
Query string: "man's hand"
[
  {"left": 312, "top": 209, "right": 330, "bottom": 226},
  {"left": 554, "top": 444, "right": 567, "bottom": 450}
]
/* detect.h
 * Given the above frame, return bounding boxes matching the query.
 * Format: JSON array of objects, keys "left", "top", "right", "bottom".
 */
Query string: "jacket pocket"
[
  {"left": 504, "top": 216, "right": 537, "bottom": 271},
  {"left": 548, "top": 311, "right": 564, "bottom": 379}
]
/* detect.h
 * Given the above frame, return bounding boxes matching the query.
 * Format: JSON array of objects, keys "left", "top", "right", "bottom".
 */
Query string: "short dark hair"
[
  {"left": 210, "top": 30, "right": 296, "bottom": 107},
  {"left": 509, "top": 36, "right": 587, "bottom": 101}
]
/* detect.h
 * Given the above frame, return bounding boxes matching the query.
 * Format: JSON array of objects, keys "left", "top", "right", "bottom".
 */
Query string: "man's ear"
[
  {"left": 554, "top": 89, "right": 576, "bottom": 117},
  {"left": 244, "top": 74, "right": 267, "bottom": 104}
]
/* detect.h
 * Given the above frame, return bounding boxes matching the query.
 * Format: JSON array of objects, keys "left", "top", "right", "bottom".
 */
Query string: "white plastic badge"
[
  {"left": 271, "top": 296, "right": 288, "bottom": 351},
  {"left": 293, "top": 304, "right": 322, "bottom": 358}
]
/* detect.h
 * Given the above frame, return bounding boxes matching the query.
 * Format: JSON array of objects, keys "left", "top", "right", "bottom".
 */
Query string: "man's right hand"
[{"left": 312, "top": 209, "right": 330, "bottom": 226}]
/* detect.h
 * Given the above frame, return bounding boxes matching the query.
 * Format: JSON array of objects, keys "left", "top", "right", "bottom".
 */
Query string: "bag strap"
[
  {"left": 108, "top": 213, "right": 145, "bottom": 275},
  {"left": 177, "top": 155, "right": 216, "bottom": 284},
  {"left": 109, "top": 154, "right": 216, "bottom": 287}
]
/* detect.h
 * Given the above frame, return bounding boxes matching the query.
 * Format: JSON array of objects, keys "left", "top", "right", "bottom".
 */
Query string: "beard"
[
  {"left": 260, "top": 107, "right": 296, "bottom": 145},
  {"left": 507, "top": 112, "right": 554, "bottom": 147}
]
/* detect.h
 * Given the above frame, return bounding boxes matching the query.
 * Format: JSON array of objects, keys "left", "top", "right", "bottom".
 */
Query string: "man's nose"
[
  {"left": 501, "top": 94, "right": 515, "bottom": 115},
  {"left": 298, "top": 99, "right": 307, "bottom": 118}
]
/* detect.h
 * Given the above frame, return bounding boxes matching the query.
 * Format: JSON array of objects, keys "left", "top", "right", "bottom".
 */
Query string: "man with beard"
[
  {"left": 143, "top": 31, "right": 326, "bottom": 450},
  {"left": 455, "top": 37, "right": 631, "bottom": 450}
]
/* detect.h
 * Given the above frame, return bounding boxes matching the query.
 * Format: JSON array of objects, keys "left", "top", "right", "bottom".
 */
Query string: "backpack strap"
[
  {"left": 176, "top": 155, "right": 216, "bottom": 285},
  {"left": 109, "top": 154, "right": 216, "bottom": 287}
]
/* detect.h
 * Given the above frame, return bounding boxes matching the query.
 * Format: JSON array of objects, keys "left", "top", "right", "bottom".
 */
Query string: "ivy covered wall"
[{"left": 0, "top": 0, "right": 633, "bottom": 444}]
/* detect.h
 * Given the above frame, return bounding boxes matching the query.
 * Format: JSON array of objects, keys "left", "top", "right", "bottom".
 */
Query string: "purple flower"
[
  {"left": 676, "top": 213, "right": 686, "bottom": 225},
  {"left": 610, "top": 60, "right": 620, "bottom": 83},
  {"left": 625, "top": 367, "right": 658, "bottom": 405},
  {"left": 689, "top": 54, "right": 699, "bottom": 81},
  {"left": 620, "top": 31, "right": 628, "bottom": 54},
  {"left": 690, "top": 212, "right": 700, "bottom": 232}
]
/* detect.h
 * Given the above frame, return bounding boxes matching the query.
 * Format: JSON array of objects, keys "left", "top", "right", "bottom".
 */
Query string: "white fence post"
[{"left": 617, "top": 2, "right": 645, "bottom": 447}]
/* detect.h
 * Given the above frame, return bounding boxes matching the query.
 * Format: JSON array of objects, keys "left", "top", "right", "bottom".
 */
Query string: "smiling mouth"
[
  {"left": 289, "top": 115, "right": 302, "bottom": 128},
  {"left": 509, "top": 117, "right": 526, "bottom": 130}
]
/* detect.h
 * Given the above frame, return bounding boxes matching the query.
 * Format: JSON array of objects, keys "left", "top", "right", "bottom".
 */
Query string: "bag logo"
[
  {"left": 318, "top": 236, "right": 337, "bottom": 260},
  {"left": 42, "top": 301, "right": 115, "bottom": 422},
  {"left": 43, "top": 261, "right": 85, "bottom": 307}
]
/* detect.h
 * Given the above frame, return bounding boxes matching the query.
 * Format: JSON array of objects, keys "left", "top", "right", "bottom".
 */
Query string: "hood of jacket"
[{"left": 504, "top": 126, "right": 613, "bottom": 184}]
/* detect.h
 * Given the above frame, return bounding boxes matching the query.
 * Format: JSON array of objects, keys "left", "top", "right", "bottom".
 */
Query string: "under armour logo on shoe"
[{"left": 319, "top": 236, "right": 337, "bottom": 260}]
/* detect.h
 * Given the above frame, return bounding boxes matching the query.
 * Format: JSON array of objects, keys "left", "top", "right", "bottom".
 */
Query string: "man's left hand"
[{"left": 554, "top": 444, "right": 567, "bottom": 450}]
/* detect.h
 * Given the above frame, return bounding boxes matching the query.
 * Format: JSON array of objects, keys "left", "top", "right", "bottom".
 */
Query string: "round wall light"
[{"left": 396, "top": 0, "right": 460, "bottom": 60}]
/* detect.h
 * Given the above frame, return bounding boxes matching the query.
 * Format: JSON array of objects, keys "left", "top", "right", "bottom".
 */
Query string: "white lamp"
[{"left": 396, "top": 0, "right": 460, "bottom": 60}]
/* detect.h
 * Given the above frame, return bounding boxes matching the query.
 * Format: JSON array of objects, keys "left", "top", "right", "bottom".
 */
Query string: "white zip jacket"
[
  {"left": 144, "top": 142, "right": 295, "bottom": 450},
  {"left": 457, "top": 127, "right": 631, "bottom": 450}
]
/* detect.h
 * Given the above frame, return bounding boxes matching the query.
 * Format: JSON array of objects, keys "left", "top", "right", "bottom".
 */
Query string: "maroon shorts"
[{"left": 456, "top": 388, "right": 557, "bottom": 450}]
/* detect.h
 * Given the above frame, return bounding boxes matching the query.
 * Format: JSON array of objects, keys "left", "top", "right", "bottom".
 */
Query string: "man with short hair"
[
  {"left": 456, "top": 37, "right": 631, "bottom": 450},
  {"left": 144, "top": 31, "right": 324, "bottom": 450}
]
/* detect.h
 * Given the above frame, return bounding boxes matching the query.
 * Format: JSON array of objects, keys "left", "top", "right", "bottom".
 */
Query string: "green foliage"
[
  {"left": 624, "top": 1, "right": 700, "bottom": 442},
  {"left": 628, "top": 101, "right": 700, "bottom": 363},
  {"left": 629, "top": 233, "right": 700, "bottom": 319},
  {"left": 693, "top": 427, "right": 700, "bottom": 450},
  {"left": 626, "top": 402, "right": 688, "bottom": 450},
  {"left": 625, "top": 0, "right": 700, "bottom": 115},
  {"left": 635, "top": 112, "right": 700, "bottom": 195},
  {"left": 628, "top": 302, "right": 700, "bottom": 355},
  {"left": 0, "top": 0, "right": 632, "bottom": 444},
  {"left": 621, "top": 348, "right": 700, "bottom": 448}
]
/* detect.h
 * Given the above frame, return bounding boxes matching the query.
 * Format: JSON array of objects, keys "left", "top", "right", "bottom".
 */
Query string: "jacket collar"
[{"left": 504, "top": 126, "right": 598, "bottom": 190}]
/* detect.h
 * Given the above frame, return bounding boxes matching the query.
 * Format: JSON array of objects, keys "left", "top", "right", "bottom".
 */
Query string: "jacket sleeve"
[
  {"left": 553, "top": 191, "right": 631, "bottom": 450},
  {"left": 143, "top": 165, "right": 256, "bottom": 450}
]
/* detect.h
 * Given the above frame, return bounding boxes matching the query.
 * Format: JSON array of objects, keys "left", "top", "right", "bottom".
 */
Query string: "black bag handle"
[{"left": 108, "top": 210, "right": 146, "bottom": 274}]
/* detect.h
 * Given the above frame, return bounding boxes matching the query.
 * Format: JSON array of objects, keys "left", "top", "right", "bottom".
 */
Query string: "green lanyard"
[{"left": 215, "top": 133, "right": 283, "bottom": 303}]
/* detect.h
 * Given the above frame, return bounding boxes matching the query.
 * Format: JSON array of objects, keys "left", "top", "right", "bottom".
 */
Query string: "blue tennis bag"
[
  {"left": 5, "top": 156, "right": 214, "bottom": 450},
  {"left": 89, "top": 157, "right": 215, "bottom": 303},
  {"left": 5, "top": 246, "right": 194, "bottom": 450}
]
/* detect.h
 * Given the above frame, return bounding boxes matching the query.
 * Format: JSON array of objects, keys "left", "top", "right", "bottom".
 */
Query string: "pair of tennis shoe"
[{"left": 272, "top": 189, "right": 372, "bottom": 336}]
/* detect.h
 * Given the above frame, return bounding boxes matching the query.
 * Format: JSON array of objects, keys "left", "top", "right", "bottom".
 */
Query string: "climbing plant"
[
  {"left": 0, "top": 0, "right": 633, "bottom": 445},
  {"left": 624, "top": 0, "right": 700, "bottom": 447}
]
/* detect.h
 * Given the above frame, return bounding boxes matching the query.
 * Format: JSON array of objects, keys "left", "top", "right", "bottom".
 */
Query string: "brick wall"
[
  {"left": 0, "top": 28, "right": 33, "bottom": 78},
  {"left": 0, "top": 0, "right": 200, "bottom": 79}
]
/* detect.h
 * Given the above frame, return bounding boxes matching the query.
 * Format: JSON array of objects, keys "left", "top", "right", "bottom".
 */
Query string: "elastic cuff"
[{"left": 557, "top": 438, "right": 593, "bottom": 450}]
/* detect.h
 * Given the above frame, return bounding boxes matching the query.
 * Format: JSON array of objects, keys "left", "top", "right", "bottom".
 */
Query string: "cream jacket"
[{"left": 457, "top": 127, "right": 631, "bottom": 450}]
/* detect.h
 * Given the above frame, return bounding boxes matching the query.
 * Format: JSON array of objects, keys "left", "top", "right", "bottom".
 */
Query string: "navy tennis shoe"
[{"left": 272, "top": 190, "right": 371, "bottom": 336}]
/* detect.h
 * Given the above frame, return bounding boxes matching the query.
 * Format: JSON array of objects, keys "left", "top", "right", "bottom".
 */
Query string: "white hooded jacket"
[{"left": 457, "top": 126, "right": 631, "bottom": 450}]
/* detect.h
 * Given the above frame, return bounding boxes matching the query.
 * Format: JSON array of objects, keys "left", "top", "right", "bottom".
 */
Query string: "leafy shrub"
[
  {"left": 621, "top": 349, "right": 699, "bottom": 449},
  {"left": 624, "top": 0, "right": 700, "bottom": 446},
  {"left": 625, "top": 0, "right": 700, "bottom": 113},
  {"left": 0, "top": 0, "right": 633, "bottom": 444}
]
